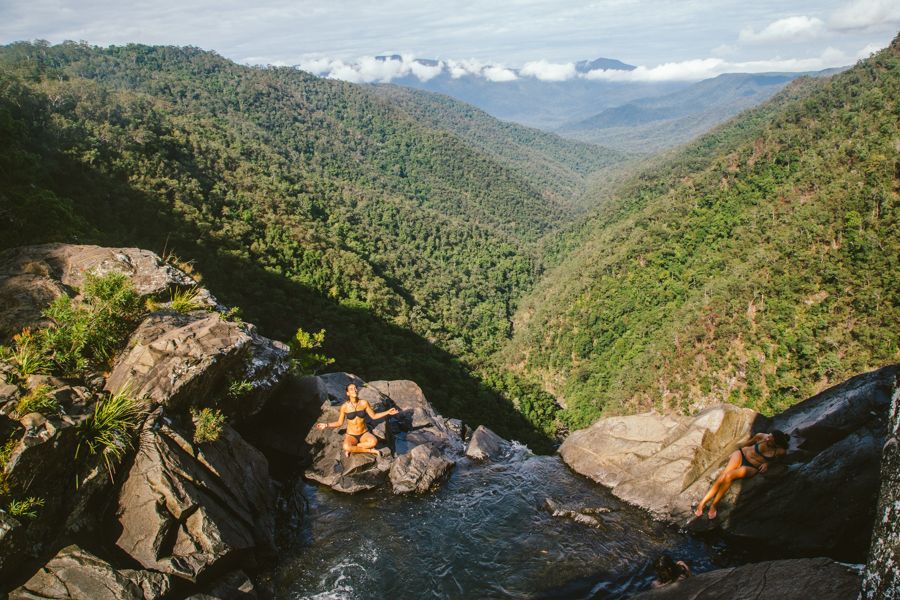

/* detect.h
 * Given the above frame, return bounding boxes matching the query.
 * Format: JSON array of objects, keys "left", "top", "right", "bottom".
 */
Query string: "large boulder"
[
  {"left": 9, "top": 545, "right": 173, "bottom": 600},
  {"left": 561, "top": 366, "right": 897, "bottom": 559},
  {"left": 560, "top": 404, "right": 756, "bottom": 520},
  {"left": 465, "top": 425, "right": 510, "bottom": 461},
  {"left": 629, "top": 557, "right": 860, "bottom": 600},
  {"left": 304, "top": 374, "right": 461, "bottom": 494},
  {"left": 105, "top": 311, "right": 289, "bottom": 417},
  {"left": 114, "top": 409, "right": 276, "bottom": 582},
  {"left": 859, "top": 371, "right": 899, "bottom": 599},
  {"left": 721, "top": 366, "right": 897, "bottom": 558},
  {"left": 0, "top": 244, "right": 212, "bottom": 342}
]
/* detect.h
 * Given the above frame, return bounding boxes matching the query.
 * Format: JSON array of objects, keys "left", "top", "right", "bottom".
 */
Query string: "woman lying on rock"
[
  {"left": 315, "top": 383, "right": 399, "bottom": 456},
  {"left": 694, "top": 430, "right": 790, "bottom": 519}
]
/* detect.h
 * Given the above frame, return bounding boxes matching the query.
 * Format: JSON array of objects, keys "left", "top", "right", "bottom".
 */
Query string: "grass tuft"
[{"left": 76, "top": 387, "right": 148, "bottom": 477}]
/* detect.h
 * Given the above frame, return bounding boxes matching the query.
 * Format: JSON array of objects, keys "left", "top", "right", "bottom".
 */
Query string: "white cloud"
[
  {"left": 520, "top": 60, "right": 576, "bottom": 81},
  {"left": 711, "top": 44, "right": 738, "bottom": 57},
  {"left": 829, "top": 0, "right": 900, "bottom": 31},
  {"left": 482, "top": 65, "right": 518, "bottom": 82},
  {"left": 582, "top": 47, "right": 850, "bottom": 82},
  {"left": 446, "top": 58, "right": 487, "bottom": 79},
  {"left": 409, "top": 59, "right": 443, "bottom": 82},
  {"left": 739, "top": 16, "right": 825, "bottom": 44}
]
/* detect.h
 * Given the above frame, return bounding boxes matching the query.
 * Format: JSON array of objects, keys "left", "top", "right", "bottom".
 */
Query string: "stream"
[{"left": 275, "top": 444, "right": 739, "bottom": 599}]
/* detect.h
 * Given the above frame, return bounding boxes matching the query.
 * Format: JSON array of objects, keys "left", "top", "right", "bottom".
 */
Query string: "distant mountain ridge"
[{"left": 558, "top": 68, "right": 845, "bottom": 152}]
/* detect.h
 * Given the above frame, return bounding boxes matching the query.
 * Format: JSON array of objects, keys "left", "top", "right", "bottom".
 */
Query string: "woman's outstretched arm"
[
  {"left": 315, "top": 406, "right": 346, "bottom": 430},
  {"left": 366, "top": 403, "right": 399, "bottom": 420}
]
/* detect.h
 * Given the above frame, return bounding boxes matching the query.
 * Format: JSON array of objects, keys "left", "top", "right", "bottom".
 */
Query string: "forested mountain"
[
  {"left": 0, "top": 41, "right": 569, "bottom": 449},
  {"left": 557, "top": 70, "right": 842, "bottom": 152},
  {"left": 503, "top": 40, "right": 898, "bottom": 427},
  {"left": 371, "top": 84, "right": 631, "bottom": 210}
]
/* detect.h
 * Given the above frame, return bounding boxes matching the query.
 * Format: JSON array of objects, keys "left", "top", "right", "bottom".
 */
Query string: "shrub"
[
  {"left": 191, "top": 407, "right": 226, "bottom": 443},
  {"left": 10, "top": 271, "right": 143, "bottom": 378},
  {"left": 288, "top": 327, "right": 334, "bottom": 375},
  {"left": 6, "top": 496, "right": 44, "bottom": 520},
  {"left": 76, "top": 388, "right": 147, "bottom": 476},
  {"left": 13, "top": 385, "right": 59, "bottom": 418}
]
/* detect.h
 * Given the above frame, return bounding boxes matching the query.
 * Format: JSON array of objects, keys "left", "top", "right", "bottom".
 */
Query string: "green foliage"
[
  {"left": 13, "top": 385, "right": 59, "bottom": 418},
  {"left": 191, "top": 407, "right": 226, "bottom": 443},
  {"left": 169, "top": 286, "right": 205, "bottom": 313},
  {"left": 6, "top": 496, "right": 44, "bottom": 520},
  {"left": 3, "top": 328, "right": 51, "bottom": 379},
  {"left": 0, "top": 438, "right": 17, "bottom": 496},
  {"left": 76, "top": 388, "right": 147, "bottom": 475},
  {"left": 505, "top": 41, "right": 900, "bottom": 426},
  {"left": 289, "top": 327, "right": 335, "bottom": 375},
  {"left": 20, "top": 271, "right": 144, "bottom": 377},
  {"left": 227, "top": 379, "right": 254, "bottom": 399}
]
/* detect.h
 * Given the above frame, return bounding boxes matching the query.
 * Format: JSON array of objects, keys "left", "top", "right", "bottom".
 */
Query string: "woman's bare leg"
[
  {"left": 344, "top": 433, "right": 379, "bottom": 455},
  {"left": 707, "top": 466, "right": 756, "bottom": 519},
  {"left": 695, "top": 451, "right": 743, "bottom": 516},
  {"left": 343, "top": 435, "right": 359, "bottom": 457}
]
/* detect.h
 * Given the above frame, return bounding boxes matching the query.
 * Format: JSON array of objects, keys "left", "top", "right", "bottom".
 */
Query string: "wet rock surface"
[
  {"left": 115, "top": 409, "right": 276, "bottom": 582},
  {"left": 465, "top": 425, "right": 509, "bottom": 461},
  {"left": 629, "top": 557, "right": 861, "bottom": 600},
  {"left": 185, "top": 570, "right": 258, "bottom": 599},
  {"left": 9, "top": 545, "right": 173, "bottom": 600}
]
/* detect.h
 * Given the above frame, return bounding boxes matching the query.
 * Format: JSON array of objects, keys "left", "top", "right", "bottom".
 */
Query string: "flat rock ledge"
[{"left": 629, "top": 557, "right": 861, "bottom": 600}]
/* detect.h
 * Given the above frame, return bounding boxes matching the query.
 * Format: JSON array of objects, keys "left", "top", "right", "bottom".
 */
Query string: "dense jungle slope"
[
  {"left": 0, "top": 41, "right": 576, "bottom": 449},
  {"left": 503, "top": 39, "right": 899, "bottom": 427},
  {"left": 370, "top": 84, "right": 630, "bottom": 210}
]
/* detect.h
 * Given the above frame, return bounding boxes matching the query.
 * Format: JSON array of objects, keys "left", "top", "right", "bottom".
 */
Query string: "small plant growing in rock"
[
  {"left": 191, "top": 407, "right": 226, "bottom": 444},
  {"left": 169, "top": 287, "right": 205, "bottom": 313},
  {"left": 76, "top": 388, "right": 148, "bottom": 477},
  {"left": 227, "top": 379, "right": 254, "bottom": 399},
  {"left": 0, "top": 438, "right": 18, "bottom": 496},
  {"left": 4, "top": 328, "right": 51, "bottom": 379},
  {"left": 289, "top": 327, "right": 334, "bottom": 375},
  {"left": 13, "top": 385, "right": 59, "bottom": 418},
  {"left": 6, "top": 496, "right": 44, "bottom": 520}
]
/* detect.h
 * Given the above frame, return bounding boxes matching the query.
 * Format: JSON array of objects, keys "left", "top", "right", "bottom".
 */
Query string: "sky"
[{"left": 1, "top": 0, "right": 898, "bottom": 83}]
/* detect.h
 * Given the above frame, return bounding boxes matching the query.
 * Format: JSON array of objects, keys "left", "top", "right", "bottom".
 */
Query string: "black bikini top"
[{"left": 344, "top": 403, "right": 367, "bottom": 421}]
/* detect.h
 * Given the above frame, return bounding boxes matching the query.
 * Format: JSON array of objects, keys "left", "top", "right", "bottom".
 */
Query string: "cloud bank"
[{"left": 296, "top": 42, "right": 884, "bottom": 86}]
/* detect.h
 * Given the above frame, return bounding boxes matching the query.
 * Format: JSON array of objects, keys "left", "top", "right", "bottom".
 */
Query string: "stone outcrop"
[
  {"left": 115, "top": 409, "right": 276, "bottom": 582},
  {"left": 629, "top": 557, "right": 861, "bottom": 600},
  {"left": 722, "top": 366, "right": 897, "bottom": 558},
  {"left": 9, "top": 545, "right": 173, "bottom": 600},
  {"left": 0, "top": 244, "right": 214, "bottom": 342},
  {"left": 560, "top": 366, "right": 898, "bottom": 558},
  {"left": 860, "top": 373, "right": 900, "bottom": 599},
  {"left": 560, "top": 404, "right": 755, "bottom": 521},
  {"left": 304, "top": 373, "right": 462, "bottom": 494},
  {"left": 105, "top": 311, "right": 289, "bottom": 417},
  {"left": 465, "top": 425, "right": 510, "bottom": 461}
]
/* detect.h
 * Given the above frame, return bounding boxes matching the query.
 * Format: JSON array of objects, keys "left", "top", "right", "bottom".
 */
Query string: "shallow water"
[{"left": 276, "top": 445, "right": 730, "bottom": 599}]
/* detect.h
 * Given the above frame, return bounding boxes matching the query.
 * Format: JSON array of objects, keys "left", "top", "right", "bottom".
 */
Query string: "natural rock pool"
[{"left": 275, "top": 446, "right": 735, "bottom": 599}]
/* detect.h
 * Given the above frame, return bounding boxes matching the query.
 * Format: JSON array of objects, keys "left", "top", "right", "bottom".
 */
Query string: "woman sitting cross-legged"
[
  {"left": 315, "top": 383, "right": 399, "bottom": 456},
  {"left": 694, "top": 430, "right": 790, "bottom": 519}
]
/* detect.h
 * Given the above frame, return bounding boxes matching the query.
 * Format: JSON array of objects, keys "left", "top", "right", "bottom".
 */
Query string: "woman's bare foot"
[
  {"left": 694, "top": 505, "right": 704, "bottom": 517},
  {"left": 707, "top": 506, "right": 718, "bottom": 520}
]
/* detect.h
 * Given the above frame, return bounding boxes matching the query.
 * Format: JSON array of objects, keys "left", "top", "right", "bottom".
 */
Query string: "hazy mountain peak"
[{"left": 575, "top": 57, "right": 636, "bottom": 72}]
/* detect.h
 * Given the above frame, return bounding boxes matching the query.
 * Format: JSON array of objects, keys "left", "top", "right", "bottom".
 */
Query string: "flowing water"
[{"left": 276, "top": 445, "right": 733, "bottom": 599}]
